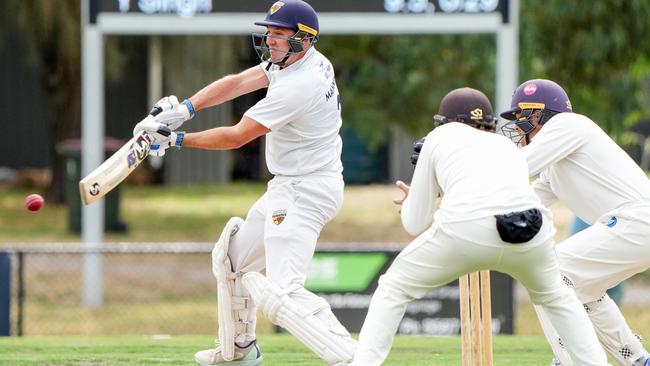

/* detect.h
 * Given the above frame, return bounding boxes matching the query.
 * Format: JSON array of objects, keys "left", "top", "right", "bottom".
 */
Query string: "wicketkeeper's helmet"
[{"left": 434, "top": 88, "right": 496, "bottom": 132}]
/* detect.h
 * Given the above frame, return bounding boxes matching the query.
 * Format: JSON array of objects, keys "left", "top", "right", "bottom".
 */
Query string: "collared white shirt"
[
  {"left": 523, "top": 112, "right": 650, "bottom": 224},
  {"left": 402, "top": 122, "right": 545, "bottom": 236},
  {"left": 245, "top": 47, "right": 343, "bottom": 177}
]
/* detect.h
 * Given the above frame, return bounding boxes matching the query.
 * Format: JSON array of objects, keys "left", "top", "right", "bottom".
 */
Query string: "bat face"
[
  {"left": 127, "top": 133, "right": 154, "bottom": 168},
  {"left": 79, "top": 130, "right": 155, "bottom": 205}
]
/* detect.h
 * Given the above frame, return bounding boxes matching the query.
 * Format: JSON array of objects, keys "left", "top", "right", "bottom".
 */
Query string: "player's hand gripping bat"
[{"left": 79, "top": 115, "right": 171, "bottom": 205}]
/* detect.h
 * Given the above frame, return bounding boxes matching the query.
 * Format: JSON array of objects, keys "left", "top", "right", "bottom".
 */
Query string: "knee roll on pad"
[
  {"left": 242, "top": 272, "right": 356, "bottom": 365},
  {"left": 212, "top": 217, "right": 253, "bottom": 361}
]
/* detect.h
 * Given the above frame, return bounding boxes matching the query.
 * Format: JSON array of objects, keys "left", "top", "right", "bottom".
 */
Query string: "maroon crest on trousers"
[{"left": 272, "top": 209, "right": 287, "bottom": 225}]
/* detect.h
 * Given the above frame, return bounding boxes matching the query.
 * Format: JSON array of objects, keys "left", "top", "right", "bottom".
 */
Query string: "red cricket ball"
[{"left": 25, "top": 194, "right": 45, "bottom": 212}]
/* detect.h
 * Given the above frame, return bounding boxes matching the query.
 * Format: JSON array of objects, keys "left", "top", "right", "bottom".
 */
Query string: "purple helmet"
[
  {"left": 500, "top": 79, "right": 572, "bottom": 121},
  {"left": 499, "top": 79, "right": 572, "bottom": 146},
  {"left": 255, "top": 1, "right": 319, "bottom": 37}
]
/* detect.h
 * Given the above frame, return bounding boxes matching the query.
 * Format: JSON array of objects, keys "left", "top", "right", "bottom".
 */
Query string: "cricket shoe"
[
  {"left": 549, "top": 358, "right": 562, "bottom": 366},
  {"left": 195, "top": 340, "right": 262, "bottom": 366}
]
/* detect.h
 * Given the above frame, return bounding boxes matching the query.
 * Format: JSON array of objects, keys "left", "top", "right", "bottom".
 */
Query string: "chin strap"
[{"left": 267, "top": 53, "right": 291, "bottom": 70}]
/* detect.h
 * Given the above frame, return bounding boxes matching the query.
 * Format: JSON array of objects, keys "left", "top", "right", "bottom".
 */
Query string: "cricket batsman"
[
  {"left": 348, "top": 87, "right": 608, "bottom": 366},
  {"left": 133, "top": 1, "right": 356, "bottom": 365},
  {"left": 500, "top": 79, "right": 650, "bottom": 366}
]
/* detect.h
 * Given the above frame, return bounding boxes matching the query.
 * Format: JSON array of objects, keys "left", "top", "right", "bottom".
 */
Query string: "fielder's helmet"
[
  {"left": 255, "top": 1, "right": 319, "bottom": 38},
  {"left": 499, "top": 79, "right": 572, "bottom": 145},
  {"left": 500, "top": 79, "right": 572, "bottom": 121},
  {"left": 434, "top": 88, "right": 496, "bottom": 132}
]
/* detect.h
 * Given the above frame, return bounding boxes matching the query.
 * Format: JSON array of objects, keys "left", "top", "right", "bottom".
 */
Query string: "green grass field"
[{"left": 0, "top": 334, "right": 561, "bottom": 366}]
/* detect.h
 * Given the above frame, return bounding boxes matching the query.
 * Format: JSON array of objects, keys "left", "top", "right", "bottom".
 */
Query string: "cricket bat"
[{"left": 79, "top": 116, "right": 169, "bottom": 205}]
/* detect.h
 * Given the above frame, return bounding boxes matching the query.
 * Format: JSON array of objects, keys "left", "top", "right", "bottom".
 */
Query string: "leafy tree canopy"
[{"left": 320, "top": 0, "right": 650, "bottom": 147}]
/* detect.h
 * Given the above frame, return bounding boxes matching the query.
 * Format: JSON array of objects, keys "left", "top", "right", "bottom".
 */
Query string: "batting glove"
[
  {"left": 135, "top": 118, "right": 184, "bottom": 157},
  {"left": 133, "top": 95, "right": 195, "bottom": 137}
]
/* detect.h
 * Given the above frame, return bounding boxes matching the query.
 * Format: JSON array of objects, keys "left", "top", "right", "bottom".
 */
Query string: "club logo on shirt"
[
  {"left": 470, "top": 108, "right": 483, "bottom": 120},
  {"left": 272, "top": 209, "right": 287, "bottom": 225},
  {"left": 602, "top": 216, "right": 617, "bottom": 228},
  {"left": 524, "top": 83, "right": 537, "bottom": 95},
  {"left": 269, "top": 1, "right": 285, "bottom": 14}
]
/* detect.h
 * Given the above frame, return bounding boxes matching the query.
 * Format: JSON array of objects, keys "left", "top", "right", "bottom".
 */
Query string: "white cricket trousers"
[
  {"left": 351, "top": 215, "right": 608, "bottom": 366},
  {"left": 225, "top": 174, "right": 350, "bottom": 341},
  {"left": 537, "top": 202, "right": 650, "bottom": 365}
]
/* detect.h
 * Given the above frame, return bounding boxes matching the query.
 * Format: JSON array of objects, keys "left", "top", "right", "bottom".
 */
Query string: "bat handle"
[{"left": 149, "top": 144, "right": 166, "bottom": 157}]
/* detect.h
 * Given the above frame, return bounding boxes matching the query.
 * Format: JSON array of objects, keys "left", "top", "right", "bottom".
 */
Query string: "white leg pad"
[
  {"left": 212, "top": 217, "right": 251, "bottom": 362},
  {"left": 242, "top": 272, "right": 356, "bottom": 365}
]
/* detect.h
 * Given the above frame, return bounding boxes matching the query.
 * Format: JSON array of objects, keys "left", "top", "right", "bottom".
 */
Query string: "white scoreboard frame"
[{"left": 80, "top": 0, "right": 519, "bottom": 305}]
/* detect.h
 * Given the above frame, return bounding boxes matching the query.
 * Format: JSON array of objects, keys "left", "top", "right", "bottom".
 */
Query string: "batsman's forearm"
[
  {"left": 182, "top": 127, "right": 248, "bottom": 150},
  {"left": 190, "top": 75, "right": 241, "bottom": 111},
  {"left": 190, "top": 66, "right": 269, "bottom": 112}
]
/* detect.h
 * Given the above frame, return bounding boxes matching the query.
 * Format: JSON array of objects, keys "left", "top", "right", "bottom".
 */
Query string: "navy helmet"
[
  {"left": 255, "top": 0, "right": 319, "bottom": 37},
  {"left": 499, "top": 79, "right": 572, "bottom": 145},
  {"left": 252, "top": 1, "right": 319, "bottom": 66},
  {"left": 434, "top": 87, "right": 496, "bottom": 132}
]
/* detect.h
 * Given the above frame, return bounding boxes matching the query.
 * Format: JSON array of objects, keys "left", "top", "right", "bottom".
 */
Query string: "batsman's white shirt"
[
  {"left": 245, "top": 47, "right": 343, "bottom": 178},
  {"left": 351, "top": 122, "right": 608, "bottom": 366}
]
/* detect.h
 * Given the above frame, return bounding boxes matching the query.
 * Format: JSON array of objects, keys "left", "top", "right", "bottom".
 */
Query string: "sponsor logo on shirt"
[
  {"left": 272, "top": 209, "right": 287, "bottom": 225},
  {"left": 602, "top": 216, "right": 617, "bottom": 228}
]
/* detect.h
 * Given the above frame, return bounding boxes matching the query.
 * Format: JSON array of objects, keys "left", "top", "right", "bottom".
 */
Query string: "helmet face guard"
[
  {"left": 251, "top": 29, "right": 317, "bottom": 66},
  {"left": 498, "top": 105, "right": 558, "bottom": 146},
  {"left": 499, "top": 79, "right": 571, "bottom": 145},
  {"left": 253, "top": 1, "right": 319, "bottom": 67}
]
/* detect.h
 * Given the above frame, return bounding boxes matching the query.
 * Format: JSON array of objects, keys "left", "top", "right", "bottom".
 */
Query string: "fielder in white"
[
  {"left": 348, "top": 88, "right": 608, "bottom": 366},
  {"left": 500, "top": 79, "right": 650, "bottom": 366},
  {"left": 133, "top": 1, "right": 356, "bottom": 365}
]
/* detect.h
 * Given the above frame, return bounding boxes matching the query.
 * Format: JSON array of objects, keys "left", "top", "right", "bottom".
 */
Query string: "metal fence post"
[{"left": 0, "top": 252, "right": 10, "bottom": 336}]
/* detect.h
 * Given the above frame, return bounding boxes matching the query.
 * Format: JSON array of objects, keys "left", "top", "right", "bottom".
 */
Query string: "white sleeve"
[
  {"left": 531, "top": 172, "right": 558, "bottom": 207},
  {"left": 244, "top": 82, "right": 309, "bottom": 131},
  {"left": 523, "top": 116, "right": 584, "bottom": 177},
  {"left": 400, "top": 133, "right": 441, "bottom": 236}
]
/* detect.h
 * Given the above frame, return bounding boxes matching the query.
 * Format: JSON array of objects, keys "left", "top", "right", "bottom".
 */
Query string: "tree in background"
[
  {"left": 0, "top": 1, "right": 128, "bottom": 203},
  {"left": 520, "top": 0, "right": 650, "bottom": 138},
  {"left": 1, "top": 1, "right": 649, "bottom": 201},
  {"left": 319, "top": 34, "right": 496, "bottom": 148},
  {"left": 320, "top": 1, "right": 650, "bottom": 148},
  {"left": 0, "top": 1, "right": 81, "bottom": 203}
]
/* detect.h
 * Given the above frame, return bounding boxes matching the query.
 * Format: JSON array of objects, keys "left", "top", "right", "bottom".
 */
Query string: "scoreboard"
[{"left": 90, "top": 0, "right": 509, "bottom": 23}]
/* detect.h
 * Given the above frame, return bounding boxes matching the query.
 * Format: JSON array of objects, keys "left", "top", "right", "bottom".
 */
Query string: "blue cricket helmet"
[{"left": 255, "top": 0, "right": 319, "bottom": 37}]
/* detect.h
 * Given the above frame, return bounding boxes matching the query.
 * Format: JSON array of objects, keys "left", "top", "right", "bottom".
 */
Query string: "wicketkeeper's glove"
[{"left": 411, "top": 137, "right": 425, "bottom": 165}]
